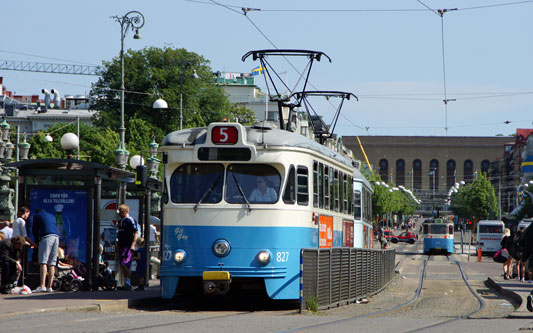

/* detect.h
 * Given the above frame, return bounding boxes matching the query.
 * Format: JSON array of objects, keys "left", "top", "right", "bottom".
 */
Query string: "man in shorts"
[
  {"left": 117, "top": 204, "right": 138, "bottom": 290},
  {"left": 32, "top": 209, "right": 59, "bottom": 293}
]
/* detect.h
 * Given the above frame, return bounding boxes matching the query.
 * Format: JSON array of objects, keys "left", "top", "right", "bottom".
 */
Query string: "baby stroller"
[
  {"left": 52, "top": 265, "right": 84, "bottom": 292},
  {"left": 95, "top": 263, "right": 117, "bottom": 291}
]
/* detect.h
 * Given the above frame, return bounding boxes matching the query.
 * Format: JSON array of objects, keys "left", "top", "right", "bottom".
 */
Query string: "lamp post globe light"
[
  {"left": 112, "top": 10, "right": 145, "bottom": 169},
  {"left": 61, "top": 133, "right": 79, "bottom": 159}
]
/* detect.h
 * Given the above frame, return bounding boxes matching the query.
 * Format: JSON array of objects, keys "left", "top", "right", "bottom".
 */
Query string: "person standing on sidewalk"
[
  {"left": 13, "top": 207, "right": 36, "bottom": 248},
  {"left": 117, "top": 204, "right": 138, "bottom": 291},
  {"left": 32, "top": 209, "right": 59, "bottom": 293}
]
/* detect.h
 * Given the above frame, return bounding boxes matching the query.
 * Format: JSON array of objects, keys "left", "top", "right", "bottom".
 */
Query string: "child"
[{"left": 132, "top": 237, "right": 147, "bottom": 291}]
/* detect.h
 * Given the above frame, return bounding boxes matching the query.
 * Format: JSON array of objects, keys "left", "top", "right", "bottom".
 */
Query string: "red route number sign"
[{"left": 212, "top": 126, "right": 238, "bottom": 144}]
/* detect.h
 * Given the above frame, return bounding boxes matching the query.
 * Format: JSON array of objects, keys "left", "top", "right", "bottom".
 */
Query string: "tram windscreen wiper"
[
  {"left": 231, "top": 172, "right": 252, "bottom": 212},
  {"left": 194, "top": 175, "right": 222, "bottom": 212}
]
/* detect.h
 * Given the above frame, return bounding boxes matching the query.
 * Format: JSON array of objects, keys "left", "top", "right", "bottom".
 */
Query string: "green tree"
[
  {"left": 450, "top": 174, "right": 498, "bottom": 220},
  {"left": 30, "top": 123, "right": 118, "bottom": 166},
  {"left": 90, "top": 46, "right": 254, "bottom": 142}
]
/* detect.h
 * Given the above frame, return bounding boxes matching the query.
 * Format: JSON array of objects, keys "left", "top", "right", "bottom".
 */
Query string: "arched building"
[{"left": 344, "top": 135, "right": 513, "bottom": 214}]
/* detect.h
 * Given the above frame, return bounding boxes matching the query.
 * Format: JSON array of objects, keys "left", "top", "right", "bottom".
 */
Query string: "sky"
[{"left": 1, "top": 0, "right": 532, "bottom": 137}]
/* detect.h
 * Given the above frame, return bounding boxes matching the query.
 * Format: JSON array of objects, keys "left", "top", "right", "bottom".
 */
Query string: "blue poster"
[{"left": 29, "top": 188, "right": 89, "bottom": 263}]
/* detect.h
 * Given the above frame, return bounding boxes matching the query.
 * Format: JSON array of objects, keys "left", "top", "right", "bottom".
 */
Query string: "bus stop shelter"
[{"left": 6, "top": 158, "right": 162, "bottom": 290}]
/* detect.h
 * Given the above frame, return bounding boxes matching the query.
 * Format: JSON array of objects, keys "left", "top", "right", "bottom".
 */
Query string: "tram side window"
[
  {"left": 334, "top": 169, "right": 339, "bottom": 212},
  {"left": 424, "top": 224, "right": 429, "bottom": 234},
  {"left": 342, "top": 174, "right": 348, "bottom": 213},
  {"left": 329, "top": 167, "right": 335, "bottom": 211},
  {"left": 348, "top": 176, "right": 353, "bottom": 215},
  {"left": 319, "top": 163, "right": 324, "bottom": 209},
  {"left": 448, "top": 225, "right": 454, "bottom": 235},
  {"left": 170, "top": 164, "right": 224, "bottom": 203},
  {"left": 324, "top": 166, "right": 330, "bottom": 209},
  {"left": 297, "top": 166, "right": 309, "bottom": 205},
  {"left": 354, "top": 190, "right": 362, "bottom": 220},
  {"left": 283, "top": 165, "right": 296, "bottom": 204},
  {"left": 225, "top": 164, "right": 281, "bottom": 204},
  {"left": 313, "top": 162, "right": 318, "bottom": 208},
  {"left": 364, "top": 189, "right": 372, "bottom": 222}
]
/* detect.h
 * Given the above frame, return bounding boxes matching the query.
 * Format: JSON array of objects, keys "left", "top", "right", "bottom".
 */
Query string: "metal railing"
[{"left": 300, "top": 248, "right": 395, "bottom": 311}]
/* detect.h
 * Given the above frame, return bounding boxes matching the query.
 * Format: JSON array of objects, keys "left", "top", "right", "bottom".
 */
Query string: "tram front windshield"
[
  {"left": 429, "top": 224, "right": 447, "bottom": 234},
  {"left": 226, "top": 164, "right": 281, "bottom": 204}
]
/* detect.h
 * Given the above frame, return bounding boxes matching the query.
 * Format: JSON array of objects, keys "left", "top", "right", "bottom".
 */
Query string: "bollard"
[{"left": 477, "top": 247, "right": 482, "bottom": 262}]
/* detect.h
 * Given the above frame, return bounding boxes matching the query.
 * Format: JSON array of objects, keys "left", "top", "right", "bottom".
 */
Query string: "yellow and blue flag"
[
  {"left": 408, "top": 169, "right": 413, "bottom": 176},
  {"left": 252, "top": 65, "right": 264, "bottom": 76},
  {"left": 427, "top": 170, "right": 435, "bottom": 176}
]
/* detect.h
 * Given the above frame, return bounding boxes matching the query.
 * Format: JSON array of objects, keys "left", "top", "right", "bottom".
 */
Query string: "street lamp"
[
  {"left": 61, "top": 133, "right": 79, "bottom": 159},
  {"left": 178, "top": 56, "right": 201, "bottom": 130},
  {"left": 112, "top": 10, "right": 145, "bottom": 169}
]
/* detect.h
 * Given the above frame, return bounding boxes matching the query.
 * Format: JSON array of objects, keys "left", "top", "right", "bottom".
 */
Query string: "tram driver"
[{"left": 249, "top": 176, "right": 277, "bottom": 203}]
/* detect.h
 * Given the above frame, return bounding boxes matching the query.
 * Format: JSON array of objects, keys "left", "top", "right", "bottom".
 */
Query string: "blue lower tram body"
[
  {"left": 424, "top": 237, "right": 454, "bottom": 254},
  {"left": 161, "top": 225, "right": 325, "bottom": 300}
]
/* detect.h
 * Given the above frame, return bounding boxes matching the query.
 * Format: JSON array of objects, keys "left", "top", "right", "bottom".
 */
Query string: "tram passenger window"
[
  {"left": 334, "top": 170, "right": 339, "bottom": 212},
  {"left": 297, "top": 166, "right": 309, "bottom": 205},
  {"left": 313, "top": 162, "right": 318, "bottom": 207},
  {"left": 283, "top": 165, "right": 296, "bottom": 204},
  {"left": 170, "top": 164, "right": 224, "bottom": 203},
  {"left": 329, "top": 167, "right": 334, "bottom": 211},
  {"left": 424, "top": 224, "right": 429, "bottom": 234},
  {"left": 348, "top": 176, "right": 353, "bottom": 215},
  {"left": 324, "top": 166, "right": 330, "bottom": 209},
  {"left": 225, "top": 164, "right": 280, "bottom": 204},
  {"left": 319, "top": 163, "right": 324, "bottom": 209},
  {"left": 354, "top": 190, "right": 361, "bottom": 220},
  {"left": 448, "top": 225, "right": 454, "bottom": 235},
  {"left": 342, "top": 174, "right": 348, "bottom": 213}
]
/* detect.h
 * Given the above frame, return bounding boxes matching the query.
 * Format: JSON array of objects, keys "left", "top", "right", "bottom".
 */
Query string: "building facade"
[{"left": 344, "top": 135, "right": 513, "bottom": 214}]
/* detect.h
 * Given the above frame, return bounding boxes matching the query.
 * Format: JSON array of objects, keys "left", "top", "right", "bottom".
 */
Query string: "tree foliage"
[
  {"left": 30, "top": 123, "right": 118, "bottom": 166},
  {"left": 450, "top": 173, "right": 498, "bottom": 220},
  {"left": 90, "top": 46, "right": 254, "bottom": 146}
]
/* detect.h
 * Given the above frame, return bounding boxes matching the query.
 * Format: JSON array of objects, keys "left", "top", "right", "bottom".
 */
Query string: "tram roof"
[{"left": 162, "top": 124, "right": 355, "bottom": 169}]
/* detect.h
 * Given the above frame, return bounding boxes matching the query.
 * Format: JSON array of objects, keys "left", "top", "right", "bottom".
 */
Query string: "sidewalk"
[
  {"left": 487, "top": 276, "right": 533, "bottom": 318},
  {"left": 0, "top": 280, "right": 161, "bottom": 318}
]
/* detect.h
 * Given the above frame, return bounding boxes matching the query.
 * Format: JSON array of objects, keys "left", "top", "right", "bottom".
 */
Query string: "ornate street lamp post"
[{"left": 111, "top": 11, "right": 145, "bottom": 169}]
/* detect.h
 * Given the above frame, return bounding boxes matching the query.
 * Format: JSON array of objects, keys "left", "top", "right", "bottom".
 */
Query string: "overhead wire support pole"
[{"left": 437, "top": 8, "right": 457, "bottom": 136}]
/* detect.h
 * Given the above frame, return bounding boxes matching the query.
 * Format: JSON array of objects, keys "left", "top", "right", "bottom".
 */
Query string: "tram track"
[{"left": 284, "top": 254, "right": 485, "bottom": 332}]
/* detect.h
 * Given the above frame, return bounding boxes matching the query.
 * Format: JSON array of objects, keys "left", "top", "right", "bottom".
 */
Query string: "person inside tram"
[{"left": 249, "top": 176, "right": 277, "bottom": 203}]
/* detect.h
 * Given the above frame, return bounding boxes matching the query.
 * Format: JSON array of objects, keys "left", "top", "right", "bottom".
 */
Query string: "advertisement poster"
[
  {"left": 319, "top": 215, "right": 333, "bottom": 248},
  {"left": 343, "top": 219, "right": 354, "bottom": 247},
  {"left": 29, "top": 188, "right": 89, "bottom": 263},
  {"left": 100, "top": 199, "right": 141, "bottom": 272}
]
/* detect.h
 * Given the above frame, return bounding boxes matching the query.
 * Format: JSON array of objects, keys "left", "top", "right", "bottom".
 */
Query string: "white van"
[
  {"left": 518, "top": 218, "right": 533, "bottom": 232},
  {"left": 477, "top": 220, "right": 505, "bottom": 253}
]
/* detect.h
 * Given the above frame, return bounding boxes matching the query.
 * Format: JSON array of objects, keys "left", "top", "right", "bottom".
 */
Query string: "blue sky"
[{"left": 2, "top": 0, "right": 532, "bottom": 137}]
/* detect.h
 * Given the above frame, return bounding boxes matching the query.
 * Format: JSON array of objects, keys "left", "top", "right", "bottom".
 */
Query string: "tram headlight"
[
  {"left": 257, "top": 250, "right": 271, "bottom": 265},
  {"left": 174, "top": 250, "right": 186, "bottom": 263},
  {"left": 212, "top": 239, "right": 231, "bottom": 257}
]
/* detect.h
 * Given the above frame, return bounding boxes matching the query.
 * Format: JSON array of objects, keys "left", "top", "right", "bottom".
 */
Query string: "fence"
[{"left": 300, "top": 248, "right": 395, "bottom": 311}]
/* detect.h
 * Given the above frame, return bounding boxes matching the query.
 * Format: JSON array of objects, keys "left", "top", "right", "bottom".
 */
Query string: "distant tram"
[{"left": 423, "top": 218, "right": 454, "bottom": 254}]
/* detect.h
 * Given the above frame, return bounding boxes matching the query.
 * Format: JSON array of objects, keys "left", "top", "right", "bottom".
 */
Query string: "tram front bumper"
[{"left": 202, "top": 271, "right": 232, "bottom": 295}]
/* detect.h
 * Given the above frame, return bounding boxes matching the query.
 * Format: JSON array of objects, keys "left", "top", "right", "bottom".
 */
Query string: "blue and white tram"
[
  {"left": 159, "top": 122, "right": 370, "bottom": 300},
  {"left": 353, "top": 168, "right": 374, "bottom": 249},
  {"left": 423, "top": 218, "right": 454, "bottom": 254}
]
